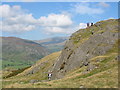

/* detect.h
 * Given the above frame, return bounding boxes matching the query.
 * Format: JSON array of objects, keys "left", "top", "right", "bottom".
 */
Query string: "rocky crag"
[{"left": 51, "top": 19, "right": 118, "bottom": 80}]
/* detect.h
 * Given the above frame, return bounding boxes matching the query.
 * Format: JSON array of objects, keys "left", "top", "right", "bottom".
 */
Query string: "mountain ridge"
[
  {"left": 2, "top": 37, "right": 50, "bottom": 69},
  {"left": 34, "top": 37, "right": 69, "bottom": 53}
]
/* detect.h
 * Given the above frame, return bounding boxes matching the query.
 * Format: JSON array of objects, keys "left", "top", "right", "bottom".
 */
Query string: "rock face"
[{"left": 51, "top": 19, "right": 118, "bottom": 80}]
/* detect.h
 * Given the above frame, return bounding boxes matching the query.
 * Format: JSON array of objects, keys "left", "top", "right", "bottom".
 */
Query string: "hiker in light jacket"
[{"left": 48, "top": 72, "right": 52, "bottom": 80}]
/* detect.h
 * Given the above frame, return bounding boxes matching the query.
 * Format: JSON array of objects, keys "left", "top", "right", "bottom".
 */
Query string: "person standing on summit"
[
  {"left": 87, "top": 22, "right": 94, "bottom": 28},
  {"left": 87, "top": 23, "right": 90, "bottom": 27},
  {"left": 91, "top": 23, "right": 94, "bottom": 26}
]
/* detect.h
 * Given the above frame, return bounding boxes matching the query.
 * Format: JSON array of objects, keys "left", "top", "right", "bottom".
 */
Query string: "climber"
[{"left": 48, "top": 72, "right": 52, "bottom": 80}]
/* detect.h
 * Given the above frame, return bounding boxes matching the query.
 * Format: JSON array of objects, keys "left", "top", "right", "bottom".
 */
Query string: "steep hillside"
[
  {"left": 16, "top": 51, "right": 61, "bottom": 80},
  {"left": 2, "top": 50, "right": 118, "bottom": 88},
  {"left": 2, "top": 19, "right": 118, "bottom": 88},
  {"left": 2, "top": 37, "right": 49, "bottom": 69},
  {"left": 51, "top": 19, "right": 118, "bottom": 79},
  {"left": 2, "top": 52, "right": 61, "bottom": 88},
  {"left": 34, "top": 37, "right": 68, "bottom": 53}
]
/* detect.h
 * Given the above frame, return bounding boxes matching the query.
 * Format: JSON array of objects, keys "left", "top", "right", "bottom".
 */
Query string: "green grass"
[
  {"left": 3, "top": 66, "right": 31, "bottom": 79},
  {"left": 2, "top": 60, "right": 35, "bottom": 69}
]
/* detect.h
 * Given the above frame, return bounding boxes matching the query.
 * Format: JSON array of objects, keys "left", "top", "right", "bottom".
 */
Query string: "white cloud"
[
  {"left": 98, "top": 2, "right": 110, "bottom": 8},
  {"left": 43, "top": 26, "right": 75, "bottom": 35},
  {"left": 0, "top": 4, "right": 91, "bottom": 35},
  {"left": 72, "top": 3, "right": 104, "bottom": 15},
  {"left": 43, "top": 23, "right": 87, "bottom": 35},
  {"left": 38, "top": 14, "right": 73, "bottom": 27},
  {"left": 44, "top": 27, "right": 69, "bottom": 33},
  {"left": 1, "top": 4, "right": 73, "bottom": 34},
  {"left": 0, "top": 4, "right": 24, "bottom": 18},
  {"left": 0, "top": 4, "right": 37, "bottom": 33},
  {"left": 2, "top": 24, "right": 36, "bottom": 33},
  {"left": 108, "top": 17, "right": 115, "bottom": 19},
  {"left": 38, "top": 13, "right": 73, "bottom": 34},
  {"left": 79, "top": 23, "right": 87, "bottom": 29}
]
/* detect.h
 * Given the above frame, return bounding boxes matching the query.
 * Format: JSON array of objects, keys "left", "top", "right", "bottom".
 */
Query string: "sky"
[{"left": 0, "top": 2, "right": 118, "bottom": 40}]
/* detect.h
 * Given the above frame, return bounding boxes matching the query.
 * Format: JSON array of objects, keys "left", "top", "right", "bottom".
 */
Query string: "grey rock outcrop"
[{"left": 51, "top": 19, "right": 118, "bottom": 80}]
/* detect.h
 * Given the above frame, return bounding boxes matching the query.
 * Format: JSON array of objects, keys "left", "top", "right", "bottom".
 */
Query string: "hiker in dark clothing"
[
  {"left": 87, "top": 23, "right": 90, "bottom": 27},
  {"left": 91, "top": 23, "right": 94, "bottom": 26}
]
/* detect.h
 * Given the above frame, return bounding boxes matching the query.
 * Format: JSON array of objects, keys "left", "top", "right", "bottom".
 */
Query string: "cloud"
[
  {"left": 38, "top": 14, "right": 73, "bottom": 27},
  {"left": 43, "top": 26, "right": 75, "bottom": 35},
  {"left": 78, "top": 23, "right": 87, "bottom": 29},
  {"left": 0, "top": 4, "right": 95, "bottom": 35},
  {"left": 2, "top": 24, "right": 36, "bottom": 33},
  {"left": 98, "top": 2, "right": 110, "bottom": 8},
  {"left": 43, "top": 23, "right": 87, "bottom": 35},
  {"left": 0, "top": 4, "right": 25, "bottom": 18},
  {"left": 44, "top": 27, "right": 71, "bottom": 34},
  {"left": 1, "top": 4, "right": 73, "bottom": 34},
  {"left": 72, "top": 3, "right": 104, "bottom": 15},
  {"left": 38, "top": 13, "right": 73, "bottom": 34},
  {"left": 0, "top": 4, "right": 37, "bottom": 33},
  {"left": 40, "top": 16, "right": 87, "bottom": 35},
  {"left": 108, "top": 17, "right": 115, "bottom": 19}
]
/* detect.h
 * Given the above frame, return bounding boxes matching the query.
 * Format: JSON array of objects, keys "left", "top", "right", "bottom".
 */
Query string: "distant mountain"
[
  {"left": 34, "top": 37, "right": 69, "bottom": 53},
  {"left": 1, "top": 37, "right": 49, "bottom": 69}
]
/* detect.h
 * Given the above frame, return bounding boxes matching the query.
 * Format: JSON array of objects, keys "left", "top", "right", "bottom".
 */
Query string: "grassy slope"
[
  {"left": 3, "top": 56, "right": 118, "bottom": 88},
  {"left": 2, "top": 60, "right": 34, "bottom": 69},
  {"left": 2, "top": 51, "right": 61, "bottom": 88},
  {"left": 2, "top": 41, "right": 118, "bottom": 88},
  {"left": 2, "top": 19, "right": 118, "bottom": 88}
]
